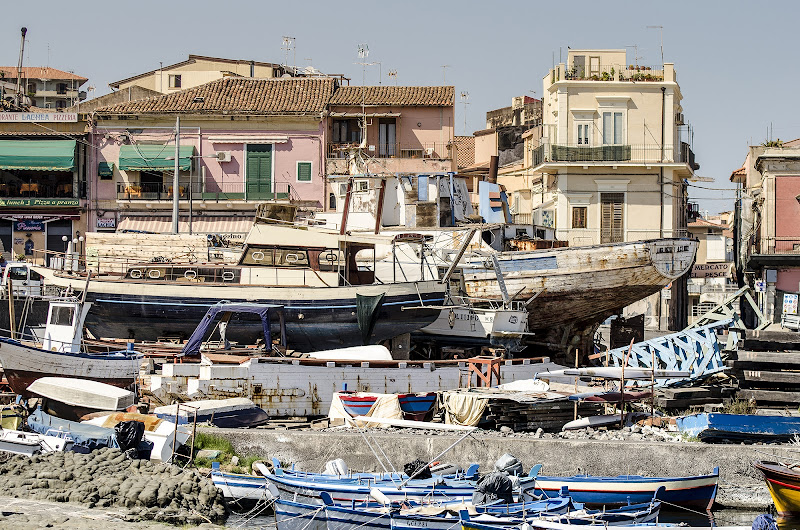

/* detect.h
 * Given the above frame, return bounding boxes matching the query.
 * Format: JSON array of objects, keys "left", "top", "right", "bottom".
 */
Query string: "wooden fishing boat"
[
  {"left": 0, "top": 427, "right": 73, "bottom": 455},
  {"left": 460, "top": 512, "right": 749, "bottom": 530},
  {"left": 338, "top": 393, "right": 379, "bottom": 417},
  {"left": 0, "top": 301, "right": 141, "bottom": 396},
  {"left": 153, "top": 398, "right": 269, "bottom": 429},
  {"left": 677, "top": 413, "right": 800, "bottom": 443},
  {"left": 753, "top": 461, "right": 800, "bottom": 517},
  {"left": 34, "top": 224, "right": 445, "bottom": 351},
  {"left": 27, "top": 377, "right": 135, "bottom": 413},
  {"left": 520, "top": 465, "right": 719, "bottom": 509},
  {"left": 398, "top": 392, "right": 437, "bottom": 421},
  {"left": 210, "top": 466, "right": 279, "bottom": 504}
]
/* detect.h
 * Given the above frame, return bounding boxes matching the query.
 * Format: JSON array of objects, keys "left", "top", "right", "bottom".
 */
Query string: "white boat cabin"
[{"left": 42, "top": 301, "right": 90, "bottom": 353}]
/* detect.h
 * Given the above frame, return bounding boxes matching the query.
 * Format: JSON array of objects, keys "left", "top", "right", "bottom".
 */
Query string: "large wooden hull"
[
  {"left": 33, "top": 271, "right": 445, "bottom": 351},
  {"left": 461, "top": 238, "right": 697, "bottom": 330},
  {"left": 0, "top": 338, "right": 140, "bottom": 396}
]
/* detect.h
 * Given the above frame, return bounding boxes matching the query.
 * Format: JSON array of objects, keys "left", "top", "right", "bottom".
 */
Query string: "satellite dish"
[{"left": 281, "top": 73, "right": 291, "bottom": 78}]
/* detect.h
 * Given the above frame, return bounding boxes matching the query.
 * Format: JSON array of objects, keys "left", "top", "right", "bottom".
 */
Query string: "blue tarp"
[{"left": 180, "top": 302, "right": 284, "bottom": 357}]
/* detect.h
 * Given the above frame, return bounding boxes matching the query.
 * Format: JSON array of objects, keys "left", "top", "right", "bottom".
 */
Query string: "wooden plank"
[
  {"left": 739, "top": 370, "right": 800, "bottom": 385},
  {"left": 733, "top": 351, "right": 800, "bottom": 365},
  {"left": 738, "top": 389, "right": 800, "bottom": 403}
]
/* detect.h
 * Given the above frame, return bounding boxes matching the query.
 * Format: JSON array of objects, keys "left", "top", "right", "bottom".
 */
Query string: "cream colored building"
[
  {"left": 522, "top": 49, "right": 699, "bottom": 329},
  {"left": 109, "top": 55, "right": 285, "bottom": 93}
]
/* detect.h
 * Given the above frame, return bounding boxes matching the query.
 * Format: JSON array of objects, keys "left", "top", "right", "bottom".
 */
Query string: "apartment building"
[
  {"left": 525, "top": 49, "right": 699, "bottom": 329},
  {"left": 731, "top": 139, "right": 800, "bottom": 322},
  {"left": 0, "top": 67, "right": 87, "bottom": 109}
]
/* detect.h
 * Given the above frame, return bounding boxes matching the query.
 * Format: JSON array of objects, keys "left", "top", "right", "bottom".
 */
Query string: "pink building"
[
  {"left": 89, "top": 77, "right": 334, "bottom": 238},
  {"left": 731, "top": 139, "right": 800, "bottom": 322}
]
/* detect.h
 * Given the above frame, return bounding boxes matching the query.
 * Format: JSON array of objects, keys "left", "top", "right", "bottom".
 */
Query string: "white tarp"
[
  {"left": 440, "top": 391, "right": 489, "bottom": 427},
  {"left": 328, "top": 392, "right": 403, "bottom": 428}
]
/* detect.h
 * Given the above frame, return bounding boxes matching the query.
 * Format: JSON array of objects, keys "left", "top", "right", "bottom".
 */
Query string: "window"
[
  {"left": 378, "top": 119, "right": 396, "bottom": 156},
  {"left": 588, "top": 56, "right": 601, "bottom": 77},
  {"left": 577, "top": 123, "right": 590, "bottom": 145},
  {"left": 7, "top": 266, "right": 27, "bottom": 281},
  {"left": 169, "top": 74, "right": 182, "bottom": 88},
  {"left": 49, "top": 306, "right": 75, "bottom": 326},
  {"left": 602, "top": 112, "right": 623, "bottom": 145},
  {"left": 329, "top": 192, "right": 336, "bottom": 210},
  {"left": 356, "top": 180, "right": 368, "bottom": 192},
  {"left": 56, "top": 83, "right": 68, "bottom": 95},
  {"left": 241, "top": 246, "right": 309, "bottom": 267},
  {"left": 572, "top": 206, "right": 587, "bottom": 229},
  {"left": 600, "top": 192, "right": 624, "bottom": 243},
  {"left": 296, "top": 161, "right": 312, "bottom": 182},
  {"left": 332, "top": 119, "right": 361, "bottom": 143}
]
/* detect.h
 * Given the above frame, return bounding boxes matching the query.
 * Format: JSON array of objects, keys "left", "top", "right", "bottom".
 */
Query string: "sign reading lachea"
[
  {"left": 14, "top": 220, "right": 44, "bottom": 232},
  {"left": 0, "top": 112, "right": 78, "bottom": 123},
  {"left": 0, "top": 198, "right": 79, "bottom": 207}
]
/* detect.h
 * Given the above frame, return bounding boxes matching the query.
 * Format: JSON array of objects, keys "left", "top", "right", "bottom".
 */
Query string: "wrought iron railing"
[
  {"left": 327, "top": 142, "right": 450, "bottom": 159},
  {"left": 561, "top": 64, "right": 665, "bottom": 82},
  {"left": 756, "top": 236, "right": 800, "bottom": 255},
  {"left": 117, "top": 181, "right": 291, "bottom": 201},
  {"left": 0, "top": 181, "right": 75, "bottom": 198},
  {"left": 532, "top": 141, "right": 696, "bottom": 166}
]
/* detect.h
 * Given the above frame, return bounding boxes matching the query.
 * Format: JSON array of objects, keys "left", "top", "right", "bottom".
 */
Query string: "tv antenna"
[
  {"left": 388, "top": 69, "right": 398, "bottom": 85},
  {"left": 281, "top": 36, "right": 296, "bottom": 72},
  {"left": 646, "top": 25, "right": 664, "bottom": 64},
  {"left": 460, "top": 91, "right": 470, "bottom": 134},
  {"left": 625, "top": 45, "right": 643, "bottom": 66},
  {"left": 441, "top": 65, "right": 451, "bottom": 84}
]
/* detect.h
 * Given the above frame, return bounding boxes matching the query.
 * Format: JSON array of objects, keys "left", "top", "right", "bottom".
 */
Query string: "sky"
[{"left": 3, "top": 0, "right": 798, "bottom": 215}]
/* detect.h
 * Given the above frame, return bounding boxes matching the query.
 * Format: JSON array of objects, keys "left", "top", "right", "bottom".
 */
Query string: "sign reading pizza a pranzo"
[{"left": 0, "top": 112, "right": 78, "bottom": 123}]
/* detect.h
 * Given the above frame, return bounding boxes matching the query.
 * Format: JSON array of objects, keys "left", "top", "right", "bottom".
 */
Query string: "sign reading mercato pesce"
[
  {"left": 14, "top": 220, "right": 44, "bottom": 232},
  {"left": 96, "top": 217, "right": 116, "bottom": 229},
  {"left": 0, "top": 112, "right": 78, "bottom": 123},
  {"left": 0, "top": 198, "right": 80, "bottom": 207}
]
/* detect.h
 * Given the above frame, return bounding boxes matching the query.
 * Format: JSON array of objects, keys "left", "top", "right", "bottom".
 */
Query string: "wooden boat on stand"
[
  {"left": 0, "top": 299, "right": 141, "bottom": 396},
  {"left": 753, "top": 460, "right": 800, "bottom": 517},
  {"left": 34, "top": 222, "right": 445, "bottom": 352}
]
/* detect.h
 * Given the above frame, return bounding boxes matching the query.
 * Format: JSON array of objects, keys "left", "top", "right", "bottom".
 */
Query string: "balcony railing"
[
  {"left": 327, "top": 142, "right": 450, "bottom": 160},
  {"left": 756, "top": 237, "right": 800, "bottom": 255},
  {"left": 0, "top": 182, "right": 74, "bottom": 198},
  {"left": 117, "top": 181, "right": 291, "bottom": 201},
  {"left": 532, "top": 141, "right": 696, "bottom": 166},
  {"left": 560, "top": 64, "right": 665, "bottom": 82}
]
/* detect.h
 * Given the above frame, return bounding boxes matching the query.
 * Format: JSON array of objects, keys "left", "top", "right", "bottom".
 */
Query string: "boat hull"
[
  {"left": 677, "top": 413, "right": 800, "bottom": 443},
  {"left": 462, "top": 238, "right": 697, "bottom": 330},
  {"left": 35, "top": 272, "right": 444, "bottom": 350},
  {"left": 754, "top": 461, "right": 800, "bottom": 517},
  {"left": 275, "top": 498, "right": 328, "bottom": 530},
  {"left": 211, "top": 470, "right": 277, "bottom": 503},
  {"left": 521, "top": 469, "right": 718, "bottom": 509},
  {"left": 0, "top": 338, "right": 140, "bottom": 396}
]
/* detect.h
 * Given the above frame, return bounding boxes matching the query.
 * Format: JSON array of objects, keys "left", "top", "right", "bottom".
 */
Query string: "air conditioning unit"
[
  {"left": 675, "top": 112, "right": 685, "bottom": 125},
  {"left": 216, "top": 151, "right": 232, "bottom": 162}
]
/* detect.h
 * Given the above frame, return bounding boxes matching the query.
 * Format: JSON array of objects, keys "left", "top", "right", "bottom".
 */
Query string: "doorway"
[{"left": 45, "top": 220, "right": 72, "bottom": 266}]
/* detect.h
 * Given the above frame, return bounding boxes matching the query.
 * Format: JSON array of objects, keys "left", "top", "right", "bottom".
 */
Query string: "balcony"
[
  {"left": 555, "top": 64, "right": 665, "bottom": 83},
  {"left": 116, "top": 182, "right": 291, "bottom": 201},
  {"left": 327, "top": 142, "right": 450, "bottom": 160},
  {"left": 35, "top": 89, "right": 80, "bottom": 99},
  {"left": 755, "top": 237, "right": 800, "bottom": 255},
  {"left": 532, "top": 141, "right": 697, "bottom": 167},
  {"left": 0, "top": 181, "right": 74, "bottom": 198}
]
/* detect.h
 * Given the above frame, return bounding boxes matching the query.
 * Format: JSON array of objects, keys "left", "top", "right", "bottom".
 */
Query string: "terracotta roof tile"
[
  {"left": 330, "top": 86, "right": 453, "bottom": 107},
  {"left": 96, "top": 77, "right": 335, "bottom": 115},
  {"left": 454, "top": 135, "right": 475, "bottom": 168},
  {"left": 0, "top": 66, "right": 87, "bottom": 82}
]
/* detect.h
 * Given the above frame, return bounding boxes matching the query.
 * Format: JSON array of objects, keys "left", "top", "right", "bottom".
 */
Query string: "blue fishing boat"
[
  {"left": 276, "top": 498, "right": 332, "bottom": 530},
  {"left": 520, "top": 464, "right": 718, "bottom": 510},
  {"left": 338, "top": 393, "right": 379, "bottom": 417},
  {"left": 210, "top": 464, "right": 279, "bottom": 503},
  {"left": 398, "top": 392, "right": 437, "bottom": 421},
  {"left": 676, "top": 413, "right": 800, "bottom": 443}
]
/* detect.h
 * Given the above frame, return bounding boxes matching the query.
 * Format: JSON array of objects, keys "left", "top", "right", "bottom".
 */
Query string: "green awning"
[
  {"left": 98, "top": 161, "right": 114, "bottom": 176},
  {"left": 0, "top": 140, "right": 76, "bottom": 171},
  {"left": 118, "top": 144, "right": 194, "bottom": 171}
]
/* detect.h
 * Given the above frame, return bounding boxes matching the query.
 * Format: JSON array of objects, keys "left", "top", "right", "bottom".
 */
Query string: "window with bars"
[
  {"left": 297, "top": 161, "right": 312, "bottom": 182},
  {"left": 572, "top": 206, "right": 587, "bottom": 229},
  {"left": 600, "top": 192, "right": 624, "bottom": 243}
]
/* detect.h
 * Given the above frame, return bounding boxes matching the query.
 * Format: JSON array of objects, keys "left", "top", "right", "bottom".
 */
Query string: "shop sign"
[
  {"left": 14, "top": 220, "right": 44, "bottom": 232},
  {"left": 0, "top": 112, "right": 78, "bottom": 123},
  {"left": 690, "top": 263, "right": 732, "bottom": 278},
  {"left": 755, "top": 280, "right": 766, "bottom": 292},
  {"left": 96, "top": 217, "right": 116, "bottom": 229},
  {"left": 0, "top": 198, "right": 80, "bottom": 207}
]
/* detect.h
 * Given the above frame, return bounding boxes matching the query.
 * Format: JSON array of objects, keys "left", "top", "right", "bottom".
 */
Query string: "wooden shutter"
[
  {"left": 246, "top": 144, "right": 272, "bottom": 199},
  {"left": 600, "top": 193, "right": 624, "bottom": 243},
  {"left": 297, "top": 162, "right": 312, "bottom": 182}
]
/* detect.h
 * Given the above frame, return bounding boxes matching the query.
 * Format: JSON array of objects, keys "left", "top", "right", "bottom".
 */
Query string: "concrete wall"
[{"left": 213, "top": 429, "right": 770, "bottom": 508}]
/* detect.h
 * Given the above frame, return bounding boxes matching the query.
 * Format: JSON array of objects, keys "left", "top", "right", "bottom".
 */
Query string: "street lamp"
[{"left": 61, "top": 235, "right": 68, "bottom": 252}]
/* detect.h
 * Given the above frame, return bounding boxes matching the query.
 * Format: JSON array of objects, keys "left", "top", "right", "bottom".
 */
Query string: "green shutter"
[
  {"left": 297, "top": 162, "right": 312, "bottom": 182},
  {"left": 246, "top": 144, "right": 272, "bottom": 199}
]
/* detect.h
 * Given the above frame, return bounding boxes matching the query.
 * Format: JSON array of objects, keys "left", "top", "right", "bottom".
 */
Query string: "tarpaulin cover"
[
  {"left": 118, "top": 144, "right": 194, "bottom": 171},
  {"left": 403, "top": 459, "right": 433, "bottom": 480},
  {"left": 181, "top": 302, "right": 280, "bottom": 357},
  {"left": 440, "top": 391, "right": 489, "bottom": 427},
  {"left": 114, "top": 420, "right": 145, "bottom": 452},
  {"left": 0, "top": 139, "right": 76, "bottom": 171},
  {"left": 356, "top": 292, "right": 385, "bottom": 345},
  {"left": 328, "top": 392, "right": 403, "bottom": 428},
  {"left": 472, "top": 471, "right": 513, "bottom": 504}
]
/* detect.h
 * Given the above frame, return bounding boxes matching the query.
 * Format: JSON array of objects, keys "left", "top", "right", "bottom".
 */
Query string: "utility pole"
[
  {"left": 15, "top": 28, "right": 27, "bottom": 108},
  {"left": 441, "top": 65, "right": 450, "bottom": 84},
  {"left": 172, "top": 116, "right": 180, "bottom": 234},
  {"left": 460, "top": 91, "right": 470, "bottom": 135}
]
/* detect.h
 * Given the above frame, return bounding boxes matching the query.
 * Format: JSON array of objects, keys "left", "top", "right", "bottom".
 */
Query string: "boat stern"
[{"left": 646, "top": 238, "right": 698, "bottom": 280}]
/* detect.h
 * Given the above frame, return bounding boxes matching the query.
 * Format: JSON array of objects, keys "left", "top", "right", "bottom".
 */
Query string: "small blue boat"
[
  {"left": 520, "top": 464, "right": 718, "bottom": 510},
  {"left": 397, "top": 392, "right": 437, "bottom": 421},
  {"left": 676, "top": 413, "right": 800, "bottom": 443}
]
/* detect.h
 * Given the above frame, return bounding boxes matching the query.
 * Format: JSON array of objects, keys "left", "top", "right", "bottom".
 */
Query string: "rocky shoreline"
[{"left": 0, "top": 448, "right": 227, "bottom": 526}]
